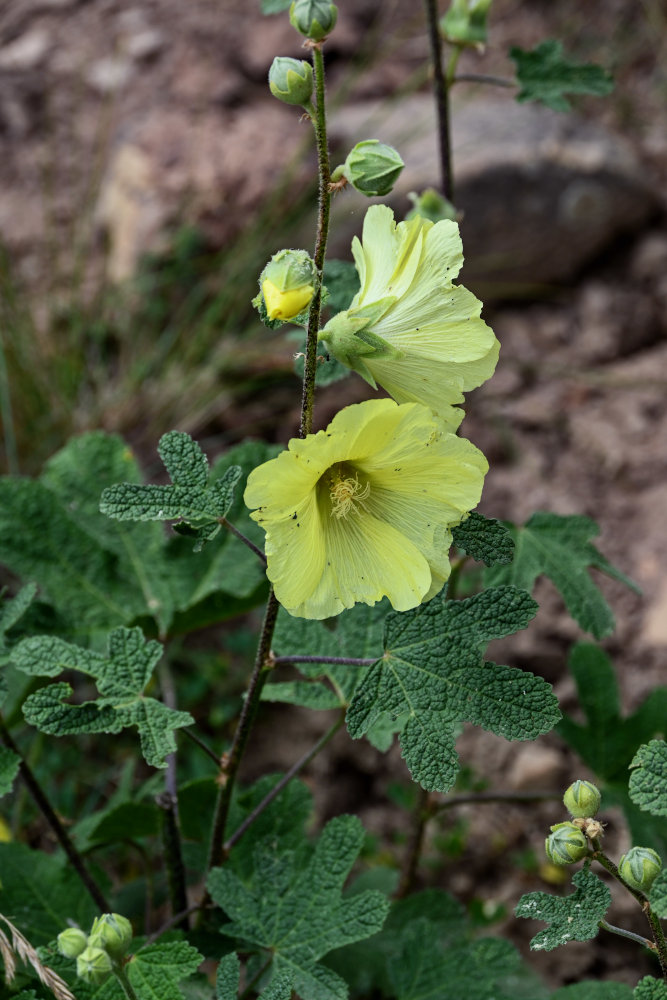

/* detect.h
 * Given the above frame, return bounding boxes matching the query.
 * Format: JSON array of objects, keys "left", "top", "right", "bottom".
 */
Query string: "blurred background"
[{"left": 0, "top": 0, "right": 666, "bottom": 986}]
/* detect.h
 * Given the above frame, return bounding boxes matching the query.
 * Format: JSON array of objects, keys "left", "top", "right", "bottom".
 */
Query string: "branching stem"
[{"left": 0, "top": 717, "right": 110, "bottom": 913}]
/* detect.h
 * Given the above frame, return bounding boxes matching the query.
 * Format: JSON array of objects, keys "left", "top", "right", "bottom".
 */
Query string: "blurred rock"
[
  {"left": 0, "top": 28, "right": 50, "bottom": 70},
  {"left": 507, "top": 744, "right": 565, "bottom": 791},
  {"left": 328, "top": 95, "right": 662, "bottom": 298}
]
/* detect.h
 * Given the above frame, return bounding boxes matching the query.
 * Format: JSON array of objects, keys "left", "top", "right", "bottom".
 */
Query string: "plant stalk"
[
  {"left": 272, "top": 654, "right": 374, "bottom": 668},
  {"left": 220, "top": 518, "right": 267, "bottom": 564},
  {"left": 113, "top": 964, "right": 141, "bottom": 1000},
  {"left": 0, "top": 718, "right": 110, "bottom": 913},
  {"left": 599, "top": 919, "right": 656, "bottom": 951},
  {"left": 396, "top": 787, "right": 434, "bottom": 899},
  {"left": 156, "top": 792, "right": 189, "bottom": 930},
  {"left": 423, "top": 0, "right": 454, "bottom": 202}
]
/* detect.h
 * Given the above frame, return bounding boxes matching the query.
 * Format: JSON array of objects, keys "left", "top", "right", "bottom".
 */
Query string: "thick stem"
[
  {"left": 423, "top": 0, "right": 453, "bottom": 202},
  {"left": 0, "top": 718, "right": 110, "bottom": 913},
  {"left": 224, "top": 712, "right": 345, "bottom": 854},
  {"left": 300, "top": 43, "right": 332, "bottom": 438},
  {"left": 206, "top": 591, "right": 280, "bottom": 873}
]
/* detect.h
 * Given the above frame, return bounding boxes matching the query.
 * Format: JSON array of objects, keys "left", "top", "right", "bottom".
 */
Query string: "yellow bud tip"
[{"left": 262, "top": 278, "right": 314, "bottom": 321}]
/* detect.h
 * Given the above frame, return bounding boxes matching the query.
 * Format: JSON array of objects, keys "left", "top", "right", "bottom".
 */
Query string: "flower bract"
[
  {"left": 318, "top": 205, "right": 499, "bottom": 428},
  {"left": 244, "top": 398, "right": 488, "bottom": 619}
]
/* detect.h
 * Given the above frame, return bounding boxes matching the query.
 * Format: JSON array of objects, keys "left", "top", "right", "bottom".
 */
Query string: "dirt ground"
[{"left": 1, "top": 0, "right": 666, "bottom": 991}]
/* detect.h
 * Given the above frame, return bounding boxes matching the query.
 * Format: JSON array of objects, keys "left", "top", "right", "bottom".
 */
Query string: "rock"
[{"left": 328, "top": 95, "right": 661, "bottom": 296}]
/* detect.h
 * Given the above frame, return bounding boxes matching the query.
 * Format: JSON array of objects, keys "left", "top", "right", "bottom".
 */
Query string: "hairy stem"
[
  {"left": 423, "top": 0, "right": 453, "bottom": 202},
  {"left": 0, "top": 718, "right": 110, "bottom": 913},
  {"left": 301, "top": 42, "right": 332, "bottom": 438},
  {"left": 224, "top": 712, "right": 345, "bottom": 855},
  {"left": 220, "top": 518, "right": 267, "bottom": 564},
  {"left": 206, "top": 591, "right": 280, "bottom": 873}
]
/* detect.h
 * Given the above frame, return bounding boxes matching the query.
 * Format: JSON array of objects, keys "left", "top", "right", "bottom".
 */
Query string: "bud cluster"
[{"left": 57, "top": 913, "right": 133, "bottom": 986}]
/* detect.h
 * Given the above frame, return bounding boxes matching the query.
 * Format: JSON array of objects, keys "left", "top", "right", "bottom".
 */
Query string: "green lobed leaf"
[
  {"left": 0, "top": 745, "right": 20, "bottom": 798},
  {"left": 126, "top": 941, "right": 204, "bottom": 1000},
  {"left": 515, "top": 868, "right": 610, "bottom": 951},
  {"left": 347, "top": 587, "right": 558, "bottom": 791},
  {"left": 15, "top": 627, "right": 192, "bottom": 768},
  {"left": 158, "top": 431, "right": 208, "bottom": 489},
  {"left": 486, "top": 512, "right": 639, "bottom": 639},
  {"left": 629, "top": 740, "right": 667, "bottom": 817},
  {"left": 649, "top": 868, "right": 667, "bottom": 918},
  {"left": 634, "top": 978, "right": 667, "bottom": 1000},
  {"left": 510, "top": 40, "right": 614, "bottom": 112},
  {"left": 208, "top": 814, "right": 390, "bottom": 1000},
  {"left": 0, "top": 842, "right": 97, "bottom": 944},
  {"left": 451, "top": 512, "right": 514, "bottom": 567}
]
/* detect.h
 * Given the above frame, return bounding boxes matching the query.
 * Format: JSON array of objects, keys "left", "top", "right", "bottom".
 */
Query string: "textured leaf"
[
  {"left": 0, "top": 745, "right": 20, "bottom": 797},
  {"left": 0, "top": 583, "right": 37, "bottom": 653},
  {"left": 629, "top": 740, "right": 667, "bottom": 817},
  {"left": 515, "top": 869, "right": 610, "bottom": 951},
  {"left": 216, "top": 953, "right": 240, "bottom": 1000},
  {"left": 0, "top": 842, "right": 97, "bottom": 944},
  {"left": 634, "top": 978, "right": 667, "bottom": 1000},
  {"left": 126, "top": 941, "right": 203, "bottom": 1000},
  {"left": 323, "top": 259, "right": 360, "bottom": 315},
  {"left": 347, "top": 587, "right": 558, "bottom": 791},
  {"left": 208, "top": 814, "right": 389, "bottom": 1000},
  {"left": 486, "top": 513, "right": 639, "bottom": 638},
  {"left": 510, "top": 40, "right": 614, "bottom": 111},
  {"left": 15, "top": 627, "right": 192, "bottom": 768},
  {"left": 451, "top": 512, "right": 514, "bottom": 566},
  {"left": 649, "top": 868, "right": 667, "bottom": 919}
]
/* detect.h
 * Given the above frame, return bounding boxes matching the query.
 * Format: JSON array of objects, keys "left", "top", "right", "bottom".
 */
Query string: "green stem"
[
  {"left": 300, "top": 42, "right": 332, "bottom": 439},
  {"left": 205, "top": 591, "right": 280, "bottom": 873},
  {"left": 224, "top": 712, "right": 345, "bottom": 854},
  {"left": 599, "top": 919, "right": 656, "bottom": 951},
  {"left": 113, "top": 963, "right": 141, "bottom": 1000},
  {"left": 0, "top": 718, "right": 110, "bottom": 913},
  {"left": 423, "top": 0, "right": 454, "bottom": 203},
  {"left": 272, "top": 654, "right": 374, "bottom": 668},
  {"left": 453, "top": 72, "right": 515, "bottom": 88}
]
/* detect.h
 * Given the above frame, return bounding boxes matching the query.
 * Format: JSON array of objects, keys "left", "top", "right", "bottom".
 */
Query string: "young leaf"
[
  {"left": 510, "top": 40, "right": 614, "bottom": 112},
  {"left": 628, "top": 740, "right": 667, "bottom": 817},
  {"left": 100, "top": 430, "right": 242, "bottom": 552},
  {"left": 634, "top": 977, "right": 667, "bottom": 1000},
  {"left": 485, "top": 513, "right": 639, "bottom": 638},
  {"left": 451, "top": 512, "right": 514, "bottom": 567},
  {"left": 207, "top": 814, "right": 390, "bottom": 1000},
  {"left": 347, "top": 587, "right": 559, "bottom": 791},
  {"left": 13, "top": 627, "right": 192, "bottom": 768},
  {"left": 0, "top": 745, "right": 20, "bottom": 797},
  {"left": 515, "top": 869, "right": 610, "bottom": 951},
  {"left": 125, "top": 941, "right": 203, "bottom": 1000},
  {"left": 649, "top": 868, "right": 667, "bottom": 919}
]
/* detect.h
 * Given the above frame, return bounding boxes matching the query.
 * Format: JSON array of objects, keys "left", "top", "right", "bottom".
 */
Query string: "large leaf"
[
  {"left": 13, "top": 627, "right": 192, "bottom": 768},
  {"left": 346, "top": 586, "right": 559, "bottom": 791},
  {"left": 486, "top": 513, "right": 639, "bottom": 638},
  {"left": 515, "top": 869, "right": 610, "bottom": 952}
]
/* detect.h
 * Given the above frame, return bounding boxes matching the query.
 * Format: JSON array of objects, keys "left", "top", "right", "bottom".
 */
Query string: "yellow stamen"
[{"left": 329, "top": 473, "right": 370, "bottom": 519}]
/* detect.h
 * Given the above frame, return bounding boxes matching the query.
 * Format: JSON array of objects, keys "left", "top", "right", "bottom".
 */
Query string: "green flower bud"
[
  {"left": 441, "top": 0, "right": 493, "bottom": 46},
  {"left": 57, "top": 928, "right": 88, "bottom": 959},
  {"left": 405, "top": 188, "right": 457, "bottom": 223},
  {"left": 563, "top": 779, "right": 602, "bottom": 819},
  {"left": 618, "top": 847, "right": 663, "bottom": 892},
  {"left": 87, "top": 913, "right": 133, "bottom": 960},
  {"left": 289, "top": 0, "right": 337, "bottom": 41},
  {"left": 76, "top": 946, "right": 113, "bottom": 985},
  {"left": 545, "top": 822, "right": 589, "bottom": 866},
  {"left": 336, "top": 140, "right": 404, "bottom": 198},
  {"left": 256, "top": 249, "right": 317, "bottom": 323},
  {"left": 268, "top": 57, "right": 314, "bottom": 107}
]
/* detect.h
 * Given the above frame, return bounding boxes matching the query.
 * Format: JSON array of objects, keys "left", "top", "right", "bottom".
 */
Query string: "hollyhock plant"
[
  {"left": 244, "top": 398, "right": 487, "bottom": 619},
  {"left": 318, "top": 204, "right": 499, "bottom": 428}
]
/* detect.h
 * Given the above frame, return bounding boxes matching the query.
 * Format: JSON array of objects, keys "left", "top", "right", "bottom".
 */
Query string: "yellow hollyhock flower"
[
  {"left": 244, "top": 398, "right": 487, "bottom": 619},
  {"left": 318, "top": 205, "right": 499, "bottom": 428}
]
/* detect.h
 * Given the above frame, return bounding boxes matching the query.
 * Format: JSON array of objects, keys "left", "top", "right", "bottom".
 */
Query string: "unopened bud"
[
  {"left": 563, "top": 780, "right": 602, "bottom": 819},
  {"left": 289, "top": 0, "right": 338, "bottom": 40},
  {"left": 618, "top": 847, "right": 663, "bottom": 892},
  {"left": 405, "top": 188, "right": 457, "bottom": 223},
  {"left": 87, "top": 913, "right": 133, "bottom": 960},
  {"left": 57, "top": 928, "right": 88, "bottom": 959},
  {"left": 441, "top": 0, "right": 493, "bottom": 46},
  {"left": 268, "top": 57, "right": 313, "bottom": 107},
  {"left": 334, "top": 140, "right": 404, "bottom": 197},
  {"left": 256, "top": 249, "right": 316, "bottom": 323},
  {"left": 545, "top": 822, "right": 588, "bottom": 865},
  {"left": 76, "top": 946, "right": 113, "bottom": 985}
]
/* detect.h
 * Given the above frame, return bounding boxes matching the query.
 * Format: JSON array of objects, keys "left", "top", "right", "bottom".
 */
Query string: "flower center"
[{"left": 329, "top": 470, "right": 371, "bottom": 519}]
